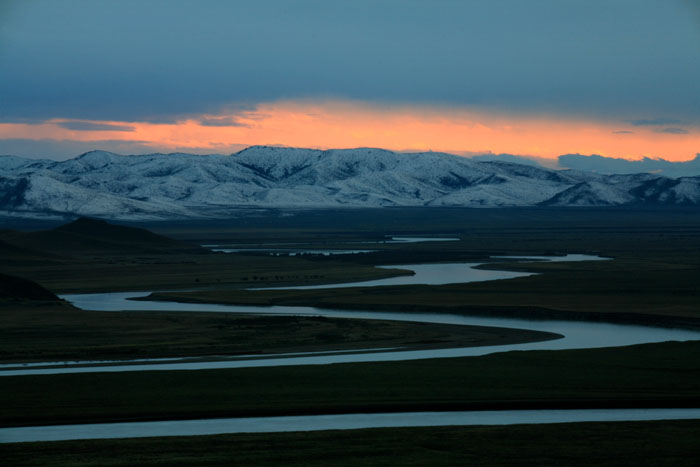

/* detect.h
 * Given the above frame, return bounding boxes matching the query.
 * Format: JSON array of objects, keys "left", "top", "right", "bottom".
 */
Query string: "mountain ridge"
[{"left": 1, "top": 146, "right": 699, "bottom": 220}]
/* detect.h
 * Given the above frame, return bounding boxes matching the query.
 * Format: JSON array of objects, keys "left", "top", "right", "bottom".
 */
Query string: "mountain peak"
[
  {"left": 73, "top": 150, "right": 123, "bottom": 167},
  {"left": 76, "top": 150, "right": 120, "bottom": 159}
]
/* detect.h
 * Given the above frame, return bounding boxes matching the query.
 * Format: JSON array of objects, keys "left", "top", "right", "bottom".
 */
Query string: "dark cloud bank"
[
  {"left": 557, "top": 154, "right": 700, "bottom": 178},
  {"left": 473, "top": 153, "right": 700, "bottom": 178},
  {"left": 462, "top": 153, "right": 700, "bottom": 178},
  {"left": 1, "top": 0, "right": 699, "bottom": 124}
]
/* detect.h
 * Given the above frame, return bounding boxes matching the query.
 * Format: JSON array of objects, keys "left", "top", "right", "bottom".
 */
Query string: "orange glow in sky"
[{"left": 1, "top": 100, "right": 697, "bottom": 161}]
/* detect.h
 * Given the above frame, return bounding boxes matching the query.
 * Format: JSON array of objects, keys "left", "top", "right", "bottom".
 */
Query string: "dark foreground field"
[
  {"left": 3, "top": 340, "right": 699, "bottom": 427},
  {"left": 2, "top": 208, "right": 700, "bottom": 465},
  {"left": 4, "top": 420, "right": 700, "bottom": 467}
]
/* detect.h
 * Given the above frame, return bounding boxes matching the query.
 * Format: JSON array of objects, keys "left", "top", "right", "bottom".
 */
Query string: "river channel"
[
  {"left": 4, "top": 253, "right": 700, "bottom": 442},
  {"left": 4, "top": 254, "right": 699, "bottom": 376}
]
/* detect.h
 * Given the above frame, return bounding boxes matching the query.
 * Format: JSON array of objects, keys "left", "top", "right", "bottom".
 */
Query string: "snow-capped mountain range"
[{"left": 1, "top": 146, "right": 699, "bottom": 220}]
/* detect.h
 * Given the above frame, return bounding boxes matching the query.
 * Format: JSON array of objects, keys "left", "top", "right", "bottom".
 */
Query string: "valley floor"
[{"left": 2, "top": 208, "right": 700, "bottom": 465}]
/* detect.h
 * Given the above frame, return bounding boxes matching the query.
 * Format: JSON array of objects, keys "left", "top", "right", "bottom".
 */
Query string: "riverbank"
[
  {"left": 0, "top": 303, "right": 559, "bottom": 364},
  {"left": 3, "top": 420, "right": 700, "bottom": 466},
  {"left": 139, "top": 250, "right": 700, "bottom": 329},
  {"left": 3, "top": 340, "right": 700, "bottom": 428},
  {"left": 142, "top": 289, "right": 700, "bottom": 330}
]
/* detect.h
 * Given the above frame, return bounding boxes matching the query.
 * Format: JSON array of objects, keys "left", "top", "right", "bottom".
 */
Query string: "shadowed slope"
[
  {"left": 0, "top": 273, "right": 60, "bottom": 302},
  {"left": 0, "top": 217, "right": 205, "bottom": 256}
]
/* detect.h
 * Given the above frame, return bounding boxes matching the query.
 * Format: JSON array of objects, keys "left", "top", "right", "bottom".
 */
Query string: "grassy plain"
[
  {"left": 0, "top": 216, "right": 409, "bottom": 293},
  {"left": 3, "top": 340, "right": 699, "bottom": 427},
  {"left": 0, "top": 251, "right": 406, "bottom": 294},
  {"left": 142, "top": 207, "right": 700, "bottom": 326},
  {"left": 2, "top": 208, "right": 700, "bottom": 466},
  {"left": 0, "top": 302, "right": 556, "bottom": 363}
]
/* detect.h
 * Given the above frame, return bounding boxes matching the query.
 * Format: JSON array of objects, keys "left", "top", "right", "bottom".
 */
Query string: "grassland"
[
  {"left": 131, "top": 207, "right": 700, "bottom": 327},
  {"left": 3, "top": 340, "right": 699, "bottom": 427},
  {"left": 0, "top": 302, "right": 556, "bottom": 363},
  {"left": 4, "top": 420, "right": 700, "bottom": 467},
  {"left": 2, "top": 208, "right": 700, "bottom": 466},
  {"left": 0, "top": 217, "right": 409, "bottom": 293},
  {"left": 144, "top": 254, "right": 700, "bottom": 327},
  {"left": 0, "top": 251, "right": 408, "bottom": 294}
]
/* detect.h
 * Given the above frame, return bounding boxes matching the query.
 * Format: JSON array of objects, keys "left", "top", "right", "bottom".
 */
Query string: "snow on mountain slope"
[
  {"left": 541, "top": 181, "right": 637, "bottom": 206},
  {"left": 1, "top": 147, "right": 698, "bottom": 220},
  {"left": 669, "top": 178, "right": 700, "bottom": 204},
  {"left": 0, "top": 156, "right": 53, "bottom": 172},
  {"left": 0, "top": 173, "right": 200, "bottom": 220},
  {"left": 0, "top": 156, "right": 46, "bottom": 171},
  {"left": 630, "top": 177, "right": 700, "bottom": 205}
]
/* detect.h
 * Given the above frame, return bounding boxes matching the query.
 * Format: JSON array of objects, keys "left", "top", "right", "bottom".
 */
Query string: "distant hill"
[
  {"left": 0, "top": 217, "right": 205, "bottom": 256},
  {"left": 55, "top": 217, "right": 190, "bottom": 247},
  {"left": 1, "top": 147, "right": 699, "bottom": 220},
  {"left": 0, "top": 272, "right": 60, "bottom": 302}
]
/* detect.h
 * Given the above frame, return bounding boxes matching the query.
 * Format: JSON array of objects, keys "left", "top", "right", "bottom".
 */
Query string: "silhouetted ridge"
[
  {"left": 0, "top": 218, "right": 204, "bottom": 256},
  {"left": 56, "top": 217, "right": 177, "bottom": 245},
  {"left": 0, "top": 273, "right": 59, "bottom": 301}
]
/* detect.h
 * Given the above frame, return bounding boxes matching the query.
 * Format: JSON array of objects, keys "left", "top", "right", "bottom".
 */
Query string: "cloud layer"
[
  {"left": 0, "top": 101, "right": 697, "bottom": 161},
  {"left": 1, "top": 1, "right": 698, "bottom": 160},
  {"left": 2, "top": 0, "right": 700, "bottom": 125}
]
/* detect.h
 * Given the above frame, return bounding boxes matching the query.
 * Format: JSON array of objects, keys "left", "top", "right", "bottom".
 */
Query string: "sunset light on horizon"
[
  {"left": 2, "top": 1, "right": 698, "bottom": 162},
  {"left": 2, "top": 99, "right": 697, "bottom": 161}
]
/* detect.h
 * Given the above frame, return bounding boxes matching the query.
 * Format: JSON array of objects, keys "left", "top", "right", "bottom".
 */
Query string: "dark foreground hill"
[
  {"left": 0, "top": 217, "right": 205, "bottom": 256},
  {"left": 0, "top": 272, "right": 60, "bottom": 302}
]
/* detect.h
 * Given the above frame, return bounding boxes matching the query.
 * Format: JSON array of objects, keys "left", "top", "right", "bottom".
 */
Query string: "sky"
[{"left": 1, "top": 0, "right": 699, "bottom": 161}]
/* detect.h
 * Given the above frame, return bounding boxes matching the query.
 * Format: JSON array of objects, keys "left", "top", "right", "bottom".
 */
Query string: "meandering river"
[
  {"left": 4, "top": 254, "right": 699, "bottom": 376},
  {"left": 4, "top": 253, "right": 699, "bottom": 442}
]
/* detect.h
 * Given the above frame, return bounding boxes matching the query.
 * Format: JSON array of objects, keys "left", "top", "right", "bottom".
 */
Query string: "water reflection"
[
  {"left": 262, "top": 254, "right": 607, "bottom": 290},
  {"left": 3, "top": 408, "right": 700, "bottom": 443},
  {"left": 203, "top": 235, "right": 460, "bottom": 256},
  {"left": 265, "top": 262, "right": 533, "bottom": 290},
  {"left": 4, "top": 291, "right": 697, "bottom": 376}
]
